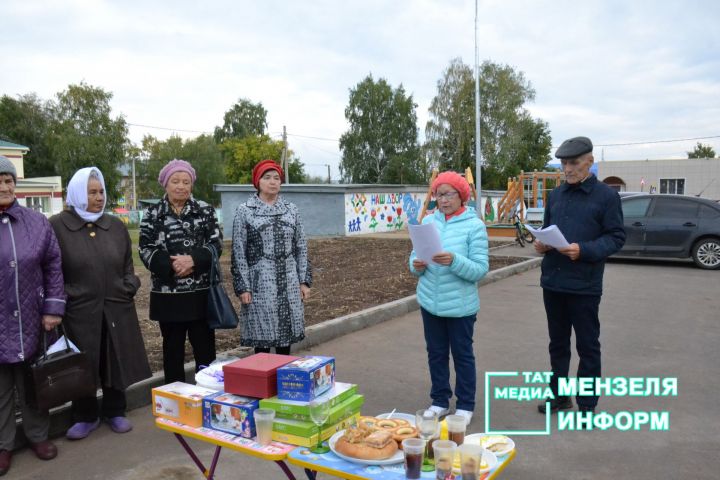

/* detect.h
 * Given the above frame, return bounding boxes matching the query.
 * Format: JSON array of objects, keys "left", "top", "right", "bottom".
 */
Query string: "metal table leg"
[
  {"left": 172, "top": 432, "right": 299, "bottom": 480},
  {"left": 174, "top": 433, "right": 221, "bottom": 479}
]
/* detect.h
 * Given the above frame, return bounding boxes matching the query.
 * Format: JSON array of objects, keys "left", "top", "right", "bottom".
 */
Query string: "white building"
[
  {"left": 0, "top": 140, "right": 63, "bottom": 216},
  {"left": 597, "top": 158, "right": 720, "bottom": 199}
]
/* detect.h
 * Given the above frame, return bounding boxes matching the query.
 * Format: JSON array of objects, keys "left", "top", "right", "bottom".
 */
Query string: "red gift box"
[{"left": 223, "top": 353, "right": 300, "bottom": 399}]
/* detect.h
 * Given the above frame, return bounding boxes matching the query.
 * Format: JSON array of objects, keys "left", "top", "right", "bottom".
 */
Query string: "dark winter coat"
[
  {"left": 50, "top": 209, "right": 152, "bottom": 390},
  {"left": 138, "top": 195, "right": 222, "bottom": 323},
  {"left": 0, "top": 200, "right": 65, "bottom": 364},
  {"left": 231, "top": 194, "right": 312, "bottom": 348},
  {"left": 540, "top": 175, "right": 626, "bottom": 296}
]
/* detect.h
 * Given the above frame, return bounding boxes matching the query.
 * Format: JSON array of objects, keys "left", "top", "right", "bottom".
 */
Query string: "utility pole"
[
  {"left": 326, "top": 164, "right": 331, "bottom": 184},
  {"left": 132, "top": 155, "right": 137, "bottom": 210},
  {"left": 281, "top": 125, "right": 289, "bottom": 184}
]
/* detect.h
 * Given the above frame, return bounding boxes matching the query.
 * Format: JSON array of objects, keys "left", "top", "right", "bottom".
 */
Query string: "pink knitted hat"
[
  {"left": 431, "top": 171, "right": 471, "bottom": 202},
  {"left": 158, "top": 159, "right": 196, "bottom": 187}
]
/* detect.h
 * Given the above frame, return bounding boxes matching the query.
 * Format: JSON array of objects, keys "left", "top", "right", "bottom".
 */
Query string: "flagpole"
[{"left": 474, "top": 0, "right": 483, "bottom": 219}]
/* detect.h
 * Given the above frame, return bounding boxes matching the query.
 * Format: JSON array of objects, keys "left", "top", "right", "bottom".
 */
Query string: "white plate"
[
  {"left": 451, "top": 448, "right": 498, "bottom": 475},
  {"left": 376, "top": 412, "right": 416, "bottom": 426},
  {"left": 464, "top": 433, "right": 515, "bottom": 456},
  {"left": 328, "top": 430, "right": 404, "bottom": 466}
]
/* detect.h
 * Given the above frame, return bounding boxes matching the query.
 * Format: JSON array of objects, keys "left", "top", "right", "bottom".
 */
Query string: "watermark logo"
[{"left": 485, "top": 372, "right": 675, "bottom": 434}]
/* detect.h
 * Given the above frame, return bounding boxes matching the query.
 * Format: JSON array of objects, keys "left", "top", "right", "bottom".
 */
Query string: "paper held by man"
[
  {"left": 409, "top": 223, "right": 443, "bottom": 264},
  {"left": 524, "top": 224, "right": 570, "bottom": 249}
]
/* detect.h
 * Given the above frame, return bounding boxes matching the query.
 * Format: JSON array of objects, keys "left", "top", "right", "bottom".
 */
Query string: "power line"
[
  {"left": 127, "top": 120, "right": 719, "bottom": 149},
  {"left": 127, "top": 123, "right": 211, "bottom": 134},
  {"left": 286, "top": 133, "right": 338, "bottom": 142},
  {"left": 589, "top": 135, "right": 720, "bottom": 148},
  {"left": 292, "top": 138, "right": 342, "bottom": 158}
]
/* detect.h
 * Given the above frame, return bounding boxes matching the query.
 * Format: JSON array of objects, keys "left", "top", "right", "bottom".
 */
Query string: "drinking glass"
[
  {"left": 309, "top": 399, "right": 330, "bottom": 453},
  {"left": 415, "top": 409, "right": 438, "bottom": 472}
]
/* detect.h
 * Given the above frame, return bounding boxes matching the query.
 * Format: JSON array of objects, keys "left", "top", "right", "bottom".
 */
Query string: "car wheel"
[{"left": 692, "top": 238, "right": 720, "bottom": 270}]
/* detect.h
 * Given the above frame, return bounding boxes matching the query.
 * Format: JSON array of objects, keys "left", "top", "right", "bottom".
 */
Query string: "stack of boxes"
[
  {"left": 152, "top": 382, "right": 218, "bottom": 428},
  {"left": 151, "top": 353, "right": 364, "bottom": 447}
]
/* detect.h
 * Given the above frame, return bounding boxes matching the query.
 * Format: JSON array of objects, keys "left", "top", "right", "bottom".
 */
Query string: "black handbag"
[
  {"left": 206, "top": 246, "right": 239, "bottom": 329},
  {"left": 24, "top": 326, "right": 96, "bottom": 411}
]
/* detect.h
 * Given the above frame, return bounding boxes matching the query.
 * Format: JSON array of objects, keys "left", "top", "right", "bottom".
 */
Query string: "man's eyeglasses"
[{"left": 436, "top": 191, "right": 459, "bottom": 200}]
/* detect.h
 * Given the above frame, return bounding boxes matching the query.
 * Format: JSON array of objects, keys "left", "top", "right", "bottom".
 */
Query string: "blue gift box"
[
  {"left": 276, "top": 356, "right": 335, "bottom": 402},
  {"left": 202, "top": 391, "right": 260, "bottom": 438}
]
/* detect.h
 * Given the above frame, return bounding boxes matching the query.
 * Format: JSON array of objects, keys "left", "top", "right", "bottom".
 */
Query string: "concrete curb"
[
  {"left": 296, "top": 255, "right": 542, "bottom": 351},
  {"left": 27, "top": 252, "right": 541, "bottom": 442}
]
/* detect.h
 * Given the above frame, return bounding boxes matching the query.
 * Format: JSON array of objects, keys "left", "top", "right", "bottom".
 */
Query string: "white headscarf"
[{"left": 66, "top": 167, "right": 106, "bottom": 223}]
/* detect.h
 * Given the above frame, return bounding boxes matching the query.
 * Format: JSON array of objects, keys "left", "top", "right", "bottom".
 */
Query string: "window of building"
[
  {"left": 25, "top": 196, "right": 50, "bottom": 214},
  {"left": 659, "top": 178, "right": 685, "bottom": 195}
]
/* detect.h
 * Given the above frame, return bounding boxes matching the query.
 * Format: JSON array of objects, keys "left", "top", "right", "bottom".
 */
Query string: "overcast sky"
[{"left": 2, "top": 0, "right": 719, "bottom": 180}]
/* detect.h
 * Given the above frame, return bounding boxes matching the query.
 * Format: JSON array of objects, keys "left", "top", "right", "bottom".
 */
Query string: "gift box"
[
  {"left": 276, "top": 356, "right": 335, "bottom": 401},
  {"left": 272, "top": 393, "right": 363, "bottom": 432},
  {"left": 260, "top": 382, "right": 357, "bottom": 420},
  {"left": 223, "top": 353, "right": 300, "bottom": 399},
  {"left": 272, "top": 413, "right": 360, "bottom": 447},
  {"left": 202, "top": 391, "right": 260, "bottom": 438},
  {"left": 152, "top": 382, "right": 217, "bottom": 428}
]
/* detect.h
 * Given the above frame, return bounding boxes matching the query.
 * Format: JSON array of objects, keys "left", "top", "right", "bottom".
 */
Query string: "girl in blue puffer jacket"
[{"left": 409, "top": 171, "right": 489, "bottom": 426}]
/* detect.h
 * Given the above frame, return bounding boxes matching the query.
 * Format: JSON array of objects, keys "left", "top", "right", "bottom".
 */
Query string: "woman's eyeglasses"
[{"left": 436, "top": 191, "right": 459, "bottom": 200}]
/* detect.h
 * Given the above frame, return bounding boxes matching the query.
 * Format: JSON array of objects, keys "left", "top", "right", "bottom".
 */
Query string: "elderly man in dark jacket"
[{"left": 534, "top": 137, "right": 626, "bottom": 414}]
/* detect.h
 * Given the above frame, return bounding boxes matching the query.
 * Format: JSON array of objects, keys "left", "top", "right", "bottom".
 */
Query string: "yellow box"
[
  {"left": 272, "top": 413, "right": 359, "bottom": 447},
  {"left": 151, "top": 381, "right": 217, "bottom": 428}
]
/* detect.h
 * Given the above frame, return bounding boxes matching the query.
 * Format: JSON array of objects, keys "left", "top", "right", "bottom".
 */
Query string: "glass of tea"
[{"left": 445, "top": 414, "right": 466, "bottom": 446}]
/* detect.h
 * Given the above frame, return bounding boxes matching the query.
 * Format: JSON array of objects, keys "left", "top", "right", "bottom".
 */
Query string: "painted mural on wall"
[
  {"left": 344, "top": 192, "right": 429, "bottom": 235},
  {"left": 344, "top": 192, "right": 505, "bottom": 235}
]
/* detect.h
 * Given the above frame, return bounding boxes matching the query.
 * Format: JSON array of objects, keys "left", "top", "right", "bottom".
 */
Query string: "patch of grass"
[{"left": 128, "top": 228, "right": 142, "bottom": 267}]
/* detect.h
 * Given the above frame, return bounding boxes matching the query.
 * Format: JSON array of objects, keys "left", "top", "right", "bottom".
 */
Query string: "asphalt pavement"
[{"left": 8, "top": 243, "right": 719, "bottom": 479}]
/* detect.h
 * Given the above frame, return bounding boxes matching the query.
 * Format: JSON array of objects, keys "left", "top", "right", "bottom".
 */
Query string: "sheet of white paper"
[
  {"left": 409, "top": 223, "right": 443, "bottom": 263},
  {"left": 524, "top": 224, "right": 570, "bottom": 249},
  {"left": 47, "top": 335, "right": 80, "bottom": 355}
]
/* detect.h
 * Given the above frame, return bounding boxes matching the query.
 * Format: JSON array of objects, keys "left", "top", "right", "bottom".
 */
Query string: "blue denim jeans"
[{"left": 420, "top": 307, "right": 477, "bottom": 412}]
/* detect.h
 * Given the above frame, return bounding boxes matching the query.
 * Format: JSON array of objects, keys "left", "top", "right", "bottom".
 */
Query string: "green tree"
[
  {"left": 214, "top": 98, "right": 268, "bottom": 143},
  {"left": 48, "top": 83, "right": 129, "bottom": 202},
  {"left": 137, "top": 134, "right": 226, "bottom": 204},
  {"left": 687, "top": 142, "right": 716, "bottom": 159},
  {"left": 339, "top": 74, "right": 422, "bottom": 184},
  {"left": 425, "top": 58, "right": 552, "bottom": 189},
  {"left": 223, "top": 134, "right": 306, "bottom": 184},
  {"left": 0, "top": 94, "right": 55, "bottom": 177}
]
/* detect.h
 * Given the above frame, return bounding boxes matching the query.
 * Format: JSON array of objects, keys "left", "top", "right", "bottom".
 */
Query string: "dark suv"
[{"left": 616, "top": 194, "right": 720, "bottom": 269}]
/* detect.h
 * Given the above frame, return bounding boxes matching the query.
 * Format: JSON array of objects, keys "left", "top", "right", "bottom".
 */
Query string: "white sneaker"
[
  {"left": 455, "top": 409, "right": 473, "bottom": 426},
  {"left": 428, "top": 405, "right": 450, "bottom": 418}
]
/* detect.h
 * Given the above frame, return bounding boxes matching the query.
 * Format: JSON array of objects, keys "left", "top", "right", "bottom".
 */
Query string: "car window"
[
  {"left": 699, "top": 204, "right": 720, "bottom": 219},
  {"left": 651, "top": 197, "right": 699, "bottom": 218},
  {"left": 622, "top": 198, "right": 651, "bottom": 217}
]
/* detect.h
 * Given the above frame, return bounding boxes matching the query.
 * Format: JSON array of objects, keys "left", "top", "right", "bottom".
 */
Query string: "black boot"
[{"left": 537, "top": 396, "right": 573, "bottom": 414}]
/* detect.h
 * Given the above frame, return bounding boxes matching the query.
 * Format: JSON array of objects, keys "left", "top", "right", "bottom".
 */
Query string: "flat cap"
[{"left": 555, "top": 136, "right": 593, "bottom": 159}]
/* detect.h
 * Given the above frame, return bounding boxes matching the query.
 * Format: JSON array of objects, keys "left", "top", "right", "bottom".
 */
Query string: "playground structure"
[
  {"left": 419, "top": 169, "right": 564, "bottom": 238},
  {"left": 495, "top": 170, "right": 564, "bottom": 223}
]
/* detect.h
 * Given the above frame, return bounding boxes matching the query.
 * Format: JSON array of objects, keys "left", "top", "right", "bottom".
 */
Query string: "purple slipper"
[
  {"left": 106, "top": 416, "right": 133, "bottom": 433},
  {"left": 66, "top": 419, "right": 100, "bottom": 440}
]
